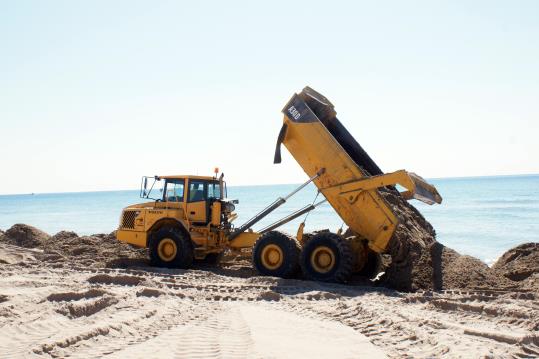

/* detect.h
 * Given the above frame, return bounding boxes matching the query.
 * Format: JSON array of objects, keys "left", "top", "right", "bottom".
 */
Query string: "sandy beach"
[{"left": 1, "top": 226, "right": 538, "bottom": 358}]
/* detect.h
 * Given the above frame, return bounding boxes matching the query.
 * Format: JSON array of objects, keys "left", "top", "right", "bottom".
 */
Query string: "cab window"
[
  {"left": 208, "top": 182, "right": 221, "bottom": 199},
  {"left": 188, "top": 180, "right": 207, "bottom": 202},
  {"left": 165, "top": 180, "right": 184, "bottom": 202}
]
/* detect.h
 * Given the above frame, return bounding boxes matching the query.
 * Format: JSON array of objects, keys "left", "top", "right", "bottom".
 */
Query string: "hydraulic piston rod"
[
  {"left": 258, "top": 198, "right": 327, "bottom": 235},
  {"left": 227, "top": 168, "right": 325, "bottom": 240}
]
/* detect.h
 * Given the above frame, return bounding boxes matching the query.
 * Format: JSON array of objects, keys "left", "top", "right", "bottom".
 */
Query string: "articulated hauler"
[{"left": 116, "top": 87, "right": 442, "bottom": 283}]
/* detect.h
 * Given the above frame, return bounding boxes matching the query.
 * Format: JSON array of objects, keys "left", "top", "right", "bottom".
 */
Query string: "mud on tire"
[
  {"left": 149, "top": 227, "right": 194, "bottom": 269},
  {"left": 252, "top": 231, "right": 300, "bottom": 278},
  {"left": 300, "top": 232, "right": 353, "bottom": 283}
]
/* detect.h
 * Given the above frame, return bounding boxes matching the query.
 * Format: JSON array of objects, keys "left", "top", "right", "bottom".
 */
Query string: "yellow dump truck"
[{"left": 117, "top": 87, "right": 441, "bottom": 283}]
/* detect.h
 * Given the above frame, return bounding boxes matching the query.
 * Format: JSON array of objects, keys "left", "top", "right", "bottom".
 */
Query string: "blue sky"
[{"left": 1, "top": 1, "right": 538, "bottom": 194}]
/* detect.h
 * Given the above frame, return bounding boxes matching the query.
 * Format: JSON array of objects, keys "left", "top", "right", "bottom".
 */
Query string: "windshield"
[
  {"left": 165, "top": 179, "right": 185, "bottom": 202},
  {"left": 141, "top": 177, "right": 224, "bottom": 201},
  {"left": 140, "top": 176, "right": 164, "bottom": 200}
]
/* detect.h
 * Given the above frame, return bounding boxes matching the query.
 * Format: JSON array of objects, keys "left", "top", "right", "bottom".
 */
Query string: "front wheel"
[
  {"left": 149, "top": 228, "right": 194, "bottom": 269},
  {"left": 300, "top": 232, "right": 353, "bottom": 283},
  {"left": 252, "top": 231, "right": 300, "bottom": 278}
]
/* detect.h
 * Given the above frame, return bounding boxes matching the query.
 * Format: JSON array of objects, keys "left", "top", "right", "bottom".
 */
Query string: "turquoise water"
[{"left": 0, "top": 175, "right": 537, "bottom": 265}]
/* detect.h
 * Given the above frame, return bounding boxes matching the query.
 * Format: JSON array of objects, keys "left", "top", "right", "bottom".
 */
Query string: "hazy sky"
[{"left": 1, "top": 1, "right": 538, "bottom": 194}]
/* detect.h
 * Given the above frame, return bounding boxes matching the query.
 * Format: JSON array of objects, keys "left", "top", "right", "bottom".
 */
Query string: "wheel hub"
[
  {"left": 261, "top": 244, "right": 283, "bottom": 270},
  {"left": 311, "top": 246, "right": 335, "bottom": 273},
  {"left": 157, "top": 238, "right": 178, "bottom": 262}
]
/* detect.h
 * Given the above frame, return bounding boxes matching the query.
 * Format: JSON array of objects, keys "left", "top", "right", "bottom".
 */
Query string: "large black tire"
[
  {"left": 252, "top": 231, "right": 300, "bottom": 278},
  {"left": 300, "top": 232, "right": 353, "bottom": 283},
  {"left": 149, "top": 227, "right": 194, "bottom": 269}
]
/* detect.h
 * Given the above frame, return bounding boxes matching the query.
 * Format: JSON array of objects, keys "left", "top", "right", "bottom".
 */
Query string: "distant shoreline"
[{"left": 1, "top": 173, "right": 538, "bottom": 197}]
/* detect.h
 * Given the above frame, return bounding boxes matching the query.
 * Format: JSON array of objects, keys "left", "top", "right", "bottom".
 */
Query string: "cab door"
[
  {"left": 186, "top": 180, "right": 208, "bottom": 224},
  {"left": 163, "top": 179, "right": 186, "bottom": 219}
]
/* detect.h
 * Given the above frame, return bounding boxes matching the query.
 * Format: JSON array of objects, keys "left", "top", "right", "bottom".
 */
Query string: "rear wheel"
[
  {"left": 149, "top": 228, "right": 194, "bottom": 268},
  {"left": 252, "top": 231, "right": 300, "bottom": 278},
  {"left": 300, "top": 232, "right": 353, "bottom": 283}
]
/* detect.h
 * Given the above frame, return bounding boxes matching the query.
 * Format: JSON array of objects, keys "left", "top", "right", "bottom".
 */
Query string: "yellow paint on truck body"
[
  {"left": 228, "top": 231, "right": 261, "bottom": 249},
  {"left": 117, "top": 229, "right": 147, "bottom": 247},
  {"left": 280, "top": 118, "right": 398, "bottom": 252},
  {"left": 279, "top": 87, "right": 441, "bottom": 253},
  {"left": 116, "top": 174, "right": 256, "bottom": 256},
  {"left": 117, "top": 201, "right": 192, "bottom": 247}
]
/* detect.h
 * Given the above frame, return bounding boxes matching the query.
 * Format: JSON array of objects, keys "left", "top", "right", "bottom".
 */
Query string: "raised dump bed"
[{"left": 273, "top": 87, "right": 442, "bottom": 281}]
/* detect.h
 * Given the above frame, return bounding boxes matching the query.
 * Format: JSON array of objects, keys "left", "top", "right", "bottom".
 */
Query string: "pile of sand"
[
  {"left": 429, "top": 242, "right": 518, "bottom": 290},
  {"left": 1, "top": 223, "right": 50, "bottom": 248},
  {"left": 492, "top": 243, "right": 539, "bottom": 291},
  {"left": 0, "top": 224, "right": 147, "bottom": 268},
  {"left": 377, "top": 191, "right": 529, "bottom": 291}
]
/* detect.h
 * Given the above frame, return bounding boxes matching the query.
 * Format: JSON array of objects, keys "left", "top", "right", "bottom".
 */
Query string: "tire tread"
[
  {"left": 300, "top": 232, "right": 353, "bottom": 283},
  {"left": 252, "top": 231, "right": 300, "bottom": 278}
]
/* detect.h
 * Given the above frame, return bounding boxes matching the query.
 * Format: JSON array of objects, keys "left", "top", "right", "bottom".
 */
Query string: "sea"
[{"left": 0, "top": 175, "right": 537, "bottom": 266}]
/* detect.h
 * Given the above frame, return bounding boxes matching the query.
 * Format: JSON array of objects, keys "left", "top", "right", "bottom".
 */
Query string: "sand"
[
  {"left": 493, "top": 243, "right": 539, "bottom": 291},
  {"left": 1, "top": 224, "right": 538, "bottom": 358},
  {"left": 2, "top": 224, "right": 50, "bottom": 249},
  {"left": 40, "top": 230, "right": 148, "bottom": 269},
  {"left": 371, "top": 190, "right": 530, "bottom": 292}
]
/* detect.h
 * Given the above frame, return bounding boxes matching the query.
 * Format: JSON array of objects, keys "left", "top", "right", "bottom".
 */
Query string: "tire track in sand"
[
  {"left": 97, "top": 303, "right": 255, "bottom": 359},
  {"left": 280, "top": 289, "right": 539, "bottom": 358}
]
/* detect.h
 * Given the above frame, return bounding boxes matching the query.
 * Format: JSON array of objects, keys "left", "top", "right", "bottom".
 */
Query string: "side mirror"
[
  {"left": 219, "top": 173, "right": 225, "bottom": 200},
  {"left": 143, "top": 177, "right": 148, "bottom": 197}
]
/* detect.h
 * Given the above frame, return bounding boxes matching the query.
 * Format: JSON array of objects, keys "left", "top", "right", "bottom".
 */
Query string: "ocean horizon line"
[{"left": 1, "top": 172, "right": 538, "bottom": 197}]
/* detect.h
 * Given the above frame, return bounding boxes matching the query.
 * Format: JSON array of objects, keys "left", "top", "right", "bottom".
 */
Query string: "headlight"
[{"left": 224, "top": 203, "right": 236, "bottom": 212}]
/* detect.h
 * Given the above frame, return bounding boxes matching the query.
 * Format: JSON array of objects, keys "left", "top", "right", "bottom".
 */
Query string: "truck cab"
[
  {"left": 160, "top": 175, "right": 224, "bottom": 225},
  {"left": 116, "top": 173, "right": 237, "bottom": 265}
]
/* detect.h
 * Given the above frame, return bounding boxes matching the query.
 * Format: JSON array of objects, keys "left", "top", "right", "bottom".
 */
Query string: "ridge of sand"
[{"left": 1, "top": 223, "right": 537, "bottom": 292}]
